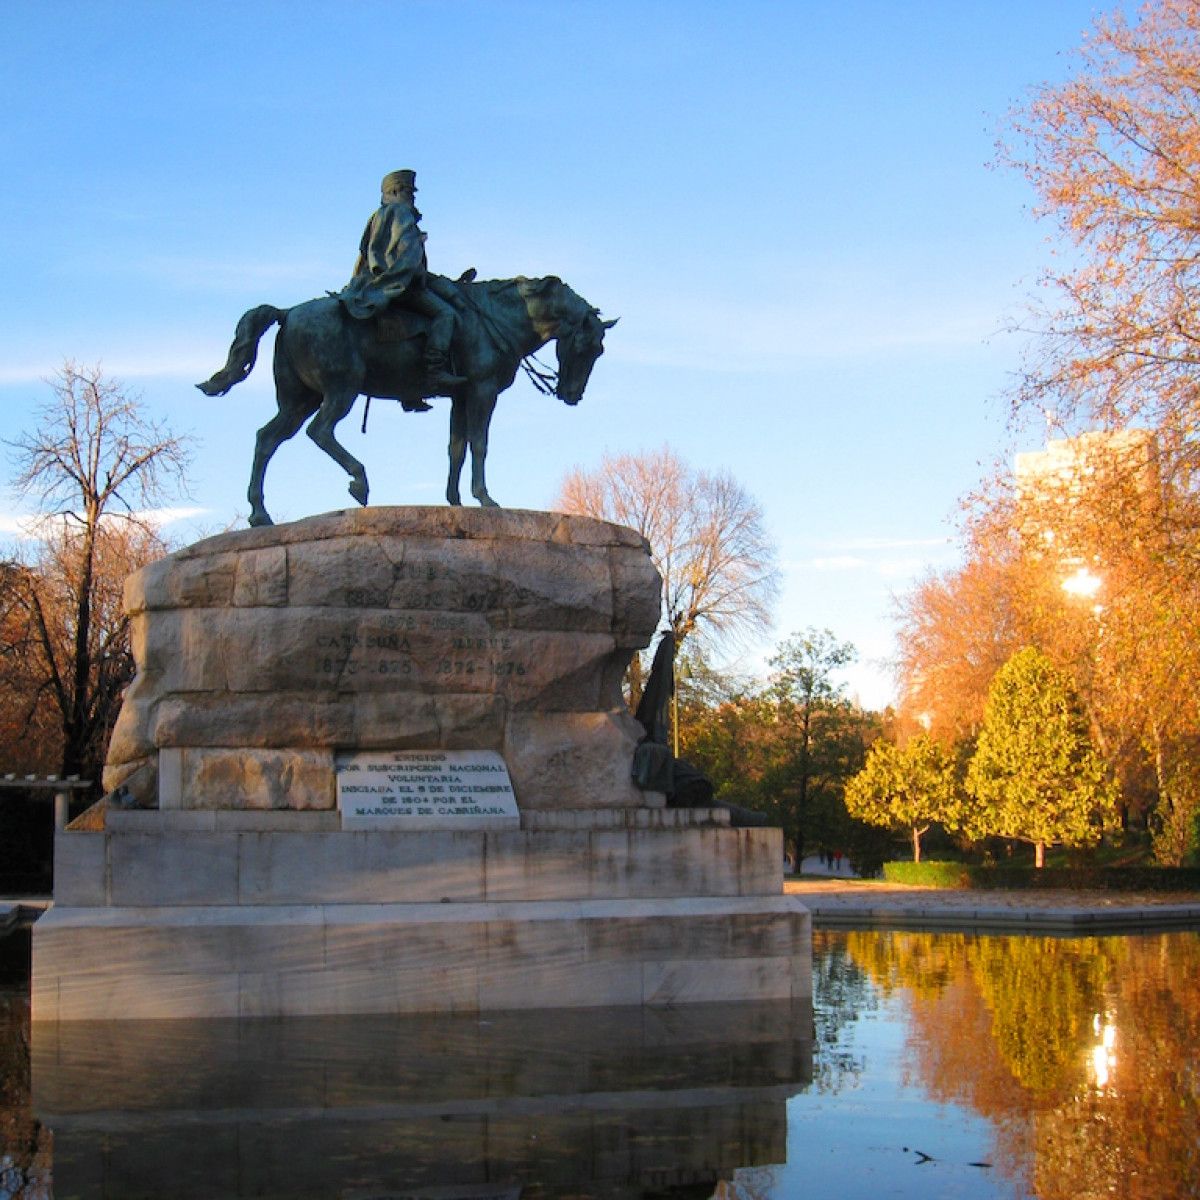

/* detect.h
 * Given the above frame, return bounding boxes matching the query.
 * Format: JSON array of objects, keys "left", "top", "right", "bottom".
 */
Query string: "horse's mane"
[{"left": 456, "top": 274, "right": 590, "bottom": 327}]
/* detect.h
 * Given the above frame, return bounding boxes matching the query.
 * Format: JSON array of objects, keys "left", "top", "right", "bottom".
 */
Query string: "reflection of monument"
[
  {"left": 33, "top": 508, "right": 811, "bottom": 1019},
  {"left": 33, "top": 1000, "right": 812, "bottom": 1197}
]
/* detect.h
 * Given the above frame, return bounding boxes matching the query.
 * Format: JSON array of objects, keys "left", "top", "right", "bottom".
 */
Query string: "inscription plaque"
[{"left": 336, "top": 749, "right": 520, "bottom": 830}]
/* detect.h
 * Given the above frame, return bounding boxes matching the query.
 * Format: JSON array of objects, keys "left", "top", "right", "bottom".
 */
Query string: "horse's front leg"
[
  {"left": 446, "top": 395, "right": 468, "bottom": 506},
  {"left": 468, "top": 391, "right": 500, "bottom": 507},
  {"left": 248, "top": 393, "right": 314, "bottom": 527},
  {"left": 306, "top": 388, "right": 370, "bottom": 507}
]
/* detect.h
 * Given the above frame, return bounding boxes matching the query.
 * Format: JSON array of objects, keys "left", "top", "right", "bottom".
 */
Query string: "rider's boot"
[{"left": 424, "top": 350, "right": 467, "bottom": 392}]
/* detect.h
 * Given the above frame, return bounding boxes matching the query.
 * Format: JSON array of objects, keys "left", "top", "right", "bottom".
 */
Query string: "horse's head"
[
  {"left": 519, "top": 277, "right": 617, "bottom": 405},
  {"left": 555, "top": 304, "right": 617, "bottom": 405}
]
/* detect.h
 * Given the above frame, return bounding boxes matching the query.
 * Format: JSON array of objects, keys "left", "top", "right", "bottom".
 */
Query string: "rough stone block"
[
  {"left": 106, "top": 510, "right": 663, "bottom": 811},
  {"left": 179, "top": 747, "right": 334, "bottom": 810},
  {"left": 153, "top": 693, "right": 357, "bottom": 748},
  {"left": 504, "top": 711, "right": 646, "bottom": 809},
  {"left": 232, "top": 544, "right": 288, "bottom": 608}
]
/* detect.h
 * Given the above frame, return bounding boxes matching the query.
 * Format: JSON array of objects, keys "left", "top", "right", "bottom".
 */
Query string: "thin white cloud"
[
  {"left": 810, "top": 555, "right": 869, "bottom": 572},
  {"left": 813, "top": 535, "right": 952, "bottom": 552},
  {"left": 876, "top": 556, "right": 936, "bottom": 579},
  {"left": 0, "top": 506, "right": 208, "bottom": 541}
]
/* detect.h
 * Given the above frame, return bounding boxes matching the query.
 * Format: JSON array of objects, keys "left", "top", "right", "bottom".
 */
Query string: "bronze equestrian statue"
[{"left": 198, "top": 169, "right": 615, "bottom": 527}]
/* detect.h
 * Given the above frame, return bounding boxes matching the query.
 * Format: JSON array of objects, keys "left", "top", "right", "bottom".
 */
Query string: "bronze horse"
[{"left": 197, "top": 275, "right": 615, "bottom": 526}]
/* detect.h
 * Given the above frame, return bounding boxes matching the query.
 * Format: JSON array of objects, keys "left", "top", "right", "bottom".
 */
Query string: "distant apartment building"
[
  {"left": 1014, "top": 428, "right": 1157, "bottom": 499},
  {"left": 1013, "top": 428, "right": 1157, "bottom": 602}
]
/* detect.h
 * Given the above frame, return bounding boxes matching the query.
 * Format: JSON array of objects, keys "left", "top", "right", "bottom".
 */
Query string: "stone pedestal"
[{"left": 33, "top": 508, "right": 811, "bottom": 1021}]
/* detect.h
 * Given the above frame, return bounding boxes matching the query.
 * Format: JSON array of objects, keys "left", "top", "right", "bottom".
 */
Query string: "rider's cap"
[{"left": 381, "top": 169, "right": 417, "bottom": 195}]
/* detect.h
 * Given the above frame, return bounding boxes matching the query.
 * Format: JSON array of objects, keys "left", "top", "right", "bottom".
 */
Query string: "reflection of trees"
[
  {"left": 843, "top": 929, "right": 966, "bottom": 1001},
  {"left": 842, "top": 929, "right": 1200, "bottom": 1198},
  {"left": 968, "top": 937, "right": 1112, "bottom": 1100},
  {"left": 811, "top": 932, "right": 877, "bottom": 1094},
  {"left": 1032, "top": 933, "right": 1200, "bottom": 1200}
]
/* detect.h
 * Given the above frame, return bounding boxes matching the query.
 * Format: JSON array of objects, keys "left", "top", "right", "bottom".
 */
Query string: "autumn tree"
[
  {"left": 844, "top": 733, "right": 963, "bottom": 863},
  {"left": 894, "top": 555, "right": 1022, "bottom": 742},
  {"left": 966, "top": 646, "right": 1119, "bottom": 867},
  {"left": 555, "top": 446, "right": 778, "bottom": 699},
  {"left": 3, "top": 363, "right": 190, "bottom": 779},
  {"left": 1003, "top": 0, "right": 1200, "bottom": 445}
]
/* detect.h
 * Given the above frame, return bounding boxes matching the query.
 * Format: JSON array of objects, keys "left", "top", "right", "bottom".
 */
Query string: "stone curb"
[{"left": 805, "top": 900, "right": 1200, "bottom": 933}]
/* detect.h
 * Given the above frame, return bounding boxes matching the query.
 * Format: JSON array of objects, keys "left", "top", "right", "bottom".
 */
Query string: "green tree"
[
  {"left": 762, "top": 628, "right": 865, "bottom": 865},
  {"left": 844, "top": 733, "right": 962, "bottom": 863},
  {"left": 683, "top": 628, "right": 876, "bottom": 866},
  {"left": 966, "top": 647, "right": 1119, "bottom": 867}
]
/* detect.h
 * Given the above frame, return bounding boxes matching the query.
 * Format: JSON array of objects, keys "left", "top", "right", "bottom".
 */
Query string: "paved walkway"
[{"left": 786, "top": 877, "right": 1200, "bottom": 932}]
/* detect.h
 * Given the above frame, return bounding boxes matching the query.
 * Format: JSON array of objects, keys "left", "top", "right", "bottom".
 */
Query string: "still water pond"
[{"left": 2, "top": 927, "right": 1198, "bottom": 1199}]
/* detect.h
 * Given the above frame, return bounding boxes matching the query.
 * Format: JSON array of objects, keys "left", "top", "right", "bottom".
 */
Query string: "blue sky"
[{"left": 0, "top": 1, "right": 1115, "bottom": 706}]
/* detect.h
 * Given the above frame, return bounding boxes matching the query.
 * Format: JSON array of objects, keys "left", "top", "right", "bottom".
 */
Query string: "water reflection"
[
  {"left": 819, "top": 929, "right": 1200, "bottom": 1199},
  {"left": 28, "top": 995, "right": 813, "bottom": 1200},
  {"left": 6, "top": 929, "right": 1200, "bottom": 1199}
]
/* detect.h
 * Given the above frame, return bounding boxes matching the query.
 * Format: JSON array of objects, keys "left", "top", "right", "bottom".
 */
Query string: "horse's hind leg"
[
  {"left": 306, "top": 388, "right": 370, "bottom": 507},
  {"left": 249, "top": 394, "right": 316, "bottom": 527}
]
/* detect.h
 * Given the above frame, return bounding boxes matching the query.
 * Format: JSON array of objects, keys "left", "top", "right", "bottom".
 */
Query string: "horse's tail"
[{"left": 196, "top": 304, "right": 288, "bottom": 396}]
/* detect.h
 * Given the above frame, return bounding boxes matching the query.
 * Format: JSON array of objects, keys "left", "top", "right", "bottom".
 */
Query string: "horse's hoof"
[
  {"left": 248, "top": 511, "right": 274, "bottom": 528},
  {"left": 348, "top": 479, "right": 369, "bottom": 507},
  {"left": 477, "top": 494, "right": 500, "bottom": 509}
]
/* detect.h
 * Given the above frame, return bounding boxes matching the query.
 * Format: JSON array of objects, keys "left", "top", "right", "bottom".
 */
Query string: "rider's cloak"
[{"left": 341, "top": 199, "right": 428, "bottom": 320}]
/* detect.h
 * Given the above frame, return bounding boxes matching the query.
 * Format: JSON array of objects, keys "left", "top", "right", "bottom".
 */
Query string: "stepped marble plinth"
[{"left": 33, "top": 509, "right": 811, "bottom": 1021}]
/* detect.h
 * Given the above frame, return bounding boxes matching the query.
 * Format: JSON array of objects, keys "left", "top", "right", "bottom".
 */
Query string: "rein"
[
  {"left": 520, "top": 353, "right": 559, "bottom": 395},
  {"left": 459, "top": 285, "right": 563, "bottom": 396}
]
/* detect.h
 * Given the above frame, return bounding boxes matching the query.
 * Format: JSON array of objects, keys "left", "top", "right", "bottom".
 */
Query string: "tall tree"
[
  {"left": 1003, "top": 0, "right": 1200, "bottom": 442},
  {"left": 763, "top": 629, "right": 865, "bottom": 865},
  {"left": 966, "top": 646, "right": 1119, "bottom": 867},
  {"left": 682, "top": 628, "right": 877, "bottom": 866},
  {"left": 844, "top": 733, "right": 963, "bottom": 863},
  {"left": 3, "top": 363, "right": 189, "bottom": 778},
  {"left": 555, "top": 446, "right": 778, "bottom": 699}
]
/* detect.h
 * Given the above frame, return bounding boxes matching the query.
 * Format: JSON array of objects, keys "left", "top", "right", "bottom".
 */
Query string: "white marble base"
[
  {"left": 33, "top": 894, "right": 811, "bottom": 1020},
  {"left": 36, "top": 814, "right": 810, "bottom": 1021}
]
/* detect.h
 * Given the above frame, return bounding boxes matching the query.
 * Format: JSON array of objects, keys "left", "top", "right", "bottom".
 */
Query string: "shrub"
[
  {"left": 882, "top": 860, "right": 972, "bottom": 888},
  {"left": 881, "top": 861, "right": 1200, "bottom": 891}
]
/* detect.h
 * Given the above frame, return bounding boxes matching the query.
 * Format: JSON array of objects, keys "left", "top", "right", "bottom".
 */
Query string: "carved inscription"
[
  {"left": 309, "top": 565, "right": 533, "bottom": 685},
  {"left": 337, "top": 749, "right": 520, "bottom": 829}
]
